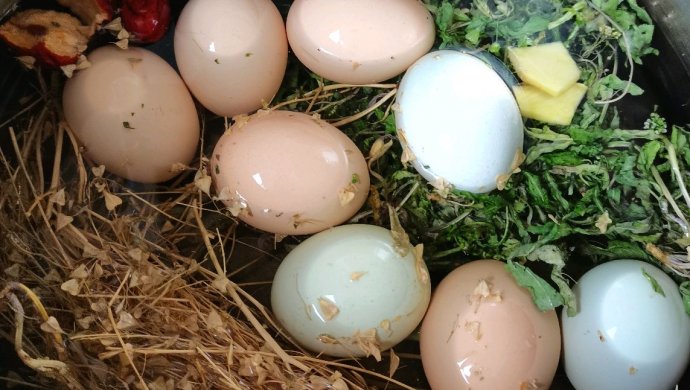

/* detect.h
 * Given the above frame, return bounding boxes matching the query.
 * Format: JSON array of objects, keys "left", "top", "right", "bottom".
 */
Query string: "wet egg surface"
[
  {"left": 62, "top": 46, "right": 199, "bottom": 184},
  {"left": 286, "top": 0, "right": 435, "bottom": 84},
  {"left": 211, "top": 110, "right": 369, "bottom": 235},
  {"left": 420, "top": 260, "right": 561, "bottom": 390},
  {"left": 271, "top": 224, "right": 431, "bottom": 358},
  {"left": 175, "top": 0, "right": 288, "bottom": 117},
  {"left": 395, "top": 50, "right": 524, "bottom": 193},
  {"left": 561, "top": 259, "right": 690, "bottom": 390}
]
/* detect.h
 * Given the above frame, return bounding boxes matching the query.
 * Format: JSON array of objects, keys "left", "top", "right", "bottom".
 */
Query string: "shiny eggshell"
[
  {"left": 271, "top": 224, "right": 431, "bottom": 357},
  {"left": 395, "top": 50, "right": 524, "bottom": 193},
  {"left": 286, "top": 0, "right": 435, "bottom": 84},
  {"left": 420, "top": 260, "right": 561, "bottom": 390},
  {"left": 62, "top": 46, "right": 199, "bottom": 183},
  {"left": 561, "top": 260, "right": 690, "bottom": 390},
  {"left": 211, "top": 110, "right": 369, "bottom": 235},
  {"left": 174, "top": 0, "right": 288, "bottom": 117}
]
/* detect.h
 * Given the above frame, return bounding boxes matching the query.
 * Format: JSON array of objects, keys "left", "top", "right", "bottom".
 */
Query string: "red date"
[{"left": 120, "top": 0, "right": 170, "bottom": 43}]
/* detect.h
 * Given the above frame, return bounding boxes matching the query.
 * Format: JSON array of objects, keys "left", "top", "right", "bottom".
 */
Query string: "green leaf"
[
  {"left": 641, "top": 268, "right": 666, "bottom": 296},
  {"left": 626, "top": 0, "right": 653, "bottom": 24},
  {"left": 435, "top": 2, "right": 454, "bottom": 32},
  {"left": 637, "top": 140, "right": 662, "bottom": 170},
  {"left": 596, "top": 74, "right": 644, "bottom": 97},
  {"left": 551, "top": 271, "right": 577, "bottom": 316},
  {"left": 526, "top": 245, "right": 577, "bottom": 315},
  {"left": 627, "top": 24, "right": 658, "bottom": 64},
  {"left": 525, "top": 127, "right": 574, "bottom": 164},
  {"left": 526, "top": 245, "right": 564, "bottom": 266},
  {"left": 523, "top": 172, "right": 550, "bottom": 208},
  {"left": 680, "top": 282, "right": 690, "bottom": 316},
  {"left": 505, "top": 260, "right": 564, "bottom": 311}
]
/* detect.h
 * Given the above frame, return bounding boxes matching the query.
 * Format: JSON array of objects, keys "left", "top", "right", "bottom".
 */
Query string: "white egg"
[
  {"left": 395, "top": 50, "right": 524, "bottom": 193},
  {"left": 562, "top": 259, "right": 690, "bottom": 390},
  {"left": 271, "top": 224, "right": 431, "bottom": 358}
]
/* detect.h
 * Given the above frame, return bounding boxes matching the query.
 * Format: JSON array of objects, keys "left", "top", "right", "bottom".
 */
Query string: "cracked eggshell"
[
  {"left": 420, "top": 260, "right": 561, "bottom": 390},
  {"left": 210, "top": 110, "right": 369, "bottom": 235},
  {"left": 561, "top": 260, "right": 690, "bottom": 390},
  {"left": 395, "top": 50, "right": 524, "bottom": 193},
  {"left": 62, "top": 46, "right": 199, "bottom": 183},
  {"left": 270, "top": 224, "right": 431, "bottom": 358},
  {"left": 174, "top": 0, "right": 288, "bottom": 117},
  {"left": 286, "top": 0, "right": 434, "bottom": 84}
]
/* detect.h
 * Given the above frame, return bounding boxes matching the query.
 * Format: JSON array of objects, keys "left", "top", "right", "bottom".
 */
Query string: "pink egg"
[
  {"left": 420, "top": 260, "right": 561, "bottom": 390},
  {"left": 287, "top": 0, "right": 435, "bottom": 84},
  {"left": 211, "top": 110, "right": 370, "bottom": 235},
  {"left": 63, "top": 46, "right": 199, "bottom": 183},
  {"left": 174, "top": 0, "right": 288, "bottom": 117}
]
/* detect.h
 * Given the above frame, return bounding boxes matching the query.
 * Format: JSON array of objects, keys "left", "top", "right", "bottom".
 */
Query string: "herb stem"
[
  {"left": 586, "top": 0, "right": 635, "bottom": 105},
  {"left": 396, "top": 181, "right": 421, "bottom": 211},
  {"left": 651, "top": 166, "right": 690, "bottom": 236},
  {"left": 663, "top": 138, "right": 690, "bottom": 211}
]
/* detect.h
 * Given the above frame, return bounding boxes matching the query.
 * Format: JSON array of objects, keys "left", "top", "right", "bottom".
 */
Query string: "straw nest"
[{"left": 0, "top": 71, "right": 409, "bottom": 389}]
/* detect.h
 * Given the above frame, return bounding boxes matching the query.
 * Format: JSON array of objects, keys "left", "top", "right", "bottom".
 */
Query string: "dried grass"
[{"left": 0, "top": 72, "right": 409, "bottom": 389}]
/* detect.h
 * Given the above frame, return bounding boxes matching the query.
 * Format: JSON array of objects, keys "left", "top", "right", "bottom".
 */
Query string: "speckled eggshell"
[
  {"left": 175, "top": 0, "right": 288, "bottom": 117},
  {"left": 271, "top": 224, "right": 431, "bottom": 357},
  {"left": 420, "top": 260, "right": 561, "bottom": 390},
  {"left": 286, "top": 0, "right": 435, "bottom": 84},
  {"left": 62, "top": 46, "right": 199, "bottom": 184},
  {"left": 211, "top": 110, "right": 369, "bottom": 235}
]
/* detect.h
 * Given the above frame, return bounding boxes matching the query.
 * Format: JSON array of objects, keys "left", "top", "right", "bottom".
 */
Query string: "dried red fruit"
[
  {"left": 120, "top": 0, "right": 170, "bottom": 43},
  {"left": 57, "top": 0, "right": 114, "bottom": 27},
  {"left": 0, "top": 9, "right": 93, "bottom": 67}
]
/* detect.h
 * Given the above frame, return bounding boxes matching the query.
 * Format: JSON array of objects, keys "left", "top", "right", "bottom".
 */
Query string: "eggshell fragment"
[
  {"left": 395, "top": 50, "right": 524, "bottom": 193},
  {"left": 271, "top": 224, "right": 431, "bottom": 358},
  {"left": 420, "top": 260, "right": 561, "bottom": 390},
  {"left": 561, "top": 259, "right": 690, "bottom": 390},
  {"left": 211, "top": 110, "right": 369, "bottom": 235},
  {"left": 62, "top": 46, "right": 199, "bottom": 183},
  {"left": 174, "top": 0, "right": 288, "bottom": 117},
  {"left": 286, "top": 0, "right": 435, "bottom": 84}
]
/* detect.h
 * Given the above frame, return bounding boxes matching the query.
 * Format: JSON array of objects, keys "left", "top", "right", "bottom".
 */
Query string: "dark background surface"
[{"left": 1, "top": 0, "right": 689, "bottom": 389}]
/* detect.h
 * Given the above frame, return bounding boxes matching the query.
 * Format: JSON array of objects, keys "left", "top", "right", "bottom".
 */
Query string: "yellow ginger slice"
[
  {"left": 508, "top": 42, "right": 581, "bottom": 96},
  {"left": 513, "top": 83, "right": 588, "bottom": 126}
]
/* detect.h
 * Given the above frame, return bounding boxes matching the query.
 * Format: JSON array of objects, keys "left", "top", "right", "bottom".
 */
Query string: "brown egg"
[
  {"left": 63, "top": 46, "right": 199, "bottom": 183},
  {"left": 420, "top": 260, "right": 561, "bottom": 390}
]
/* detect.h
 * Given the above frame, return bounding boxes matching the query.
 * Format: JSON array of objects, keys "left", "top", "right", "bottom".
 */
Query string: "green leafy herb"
[
  {"left": 506, "top": 260, "right": 564, "bottom": 311},
  {"left": 680, "top": 282, "right": 690, "bottom": 316},
  {"left": 525, "top": 245, "right": 577, "bottom": 315},
  {"left": 271, "top": 0, "right": 688, "bottom": 312},
  {"left": 641, "top": 268, "right": 666, "bottom": 297}
]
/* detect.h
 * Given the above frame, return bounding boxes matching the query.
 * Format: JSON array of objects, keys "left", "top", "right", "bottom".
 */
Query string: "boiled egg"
[
  {"left": 286, "top": 0, "right": 435, "bottom": 84},
  {"left": 62, "top": 46, "right": 199, "bottom": 183},
  {"left": 271, "top": 224, "right": 431, "bottom": 358},
  {"left": 211, "top": 110, "right": 369, "bottom": 235},
  {"left": 395, "top": 50, "right": 524, "bottom": 193},
  {"left": 420, "top": 260, "right": 561, "bottom": 390},
  {"left": 561, "top": 259, "right": 690, "bottom": 390},
  {"left": 175, "top": 0, "right": 288, "bottom": 117}
]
